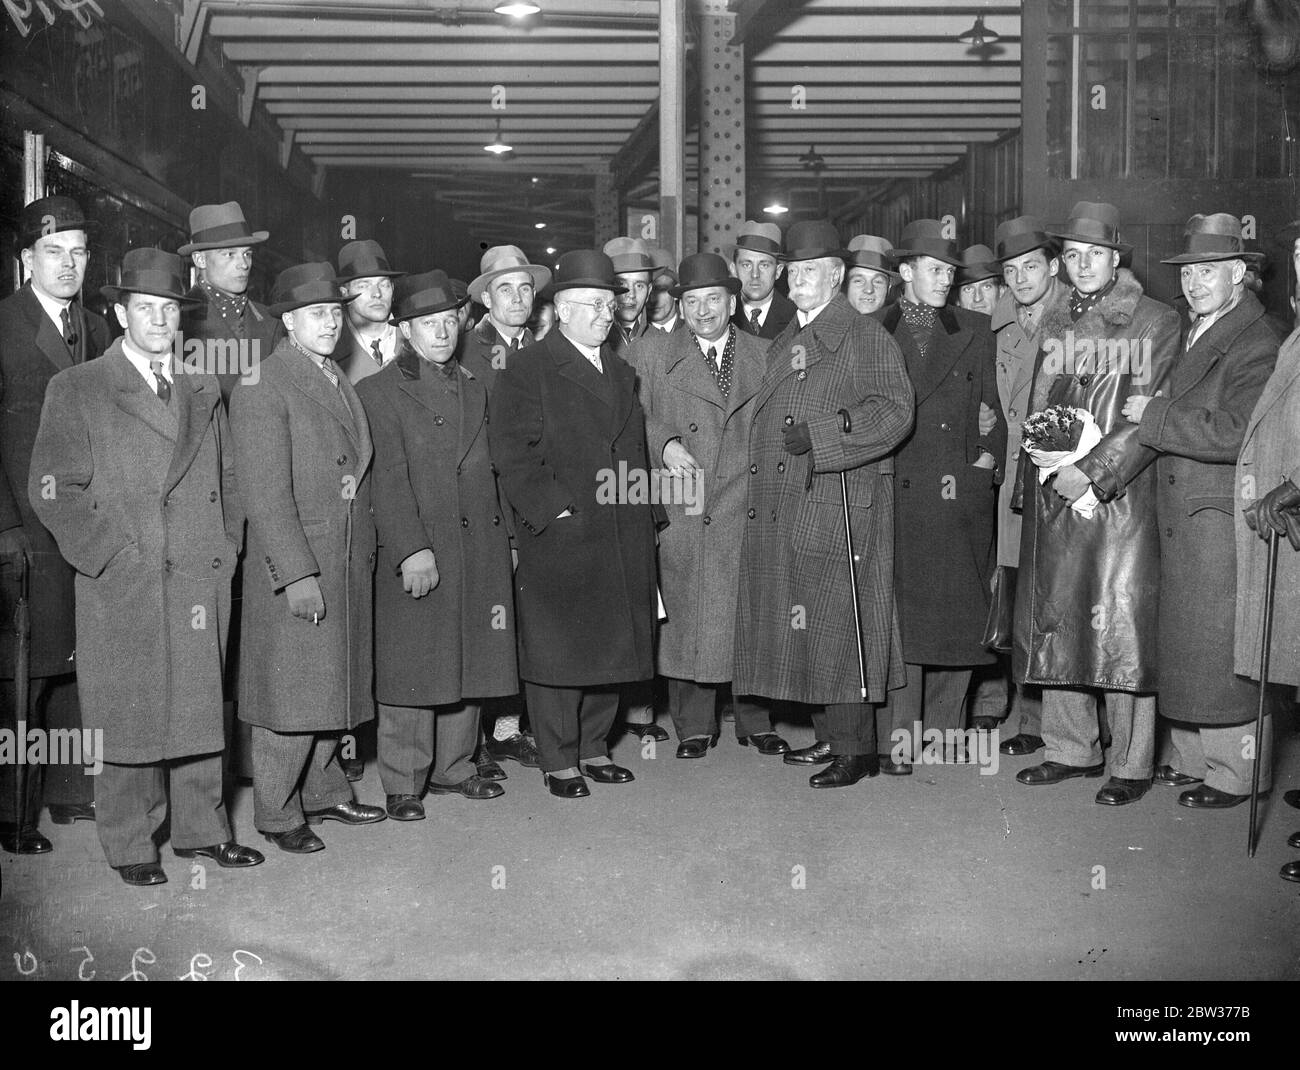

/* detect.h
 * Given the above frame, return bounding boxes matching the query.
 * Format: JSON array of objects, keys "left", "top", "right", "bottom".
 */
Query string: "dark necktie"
[
  {"left": 370, "top": 339, "right": 383, "bottom": 366},
  {"left": 749, "top": 308, "right": 762, "bottom": 334},
  {"left": 149, "top": 361, "right": 171, "bottom": 403},
  {"left": 60, "top": 306, "right": 78, "bottom": 349},
  {"left": 702, "top": 339, "right": 734, "bottom": 399}
]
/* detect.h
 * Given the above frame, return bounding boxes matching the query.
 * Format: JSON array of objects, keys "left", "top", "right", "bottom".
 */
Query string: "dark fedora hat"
[
  {"left": 956, "top": 245, "right": 1002, "bottom": 286},
  {"left": 670, "top": 253, "right": 741, "bottom": 299},
  {"left": 732, "top": 220, "right": 783, "bottom": 259},
  {"left": 994, "top": 215, "right": 1055, "bottom": 262},
  {"left": 846, "top": 234, "right": 900, "bottom": 278},
  {"left": 336, "top": 239, "right": 406, "bottom": 282},
  {"left": 1048, "top": 201, "right": 1131, "bottom": 254},
  {"left": 393, "top": 269, "right": 465, "bottom": 321},
  {"left": 781, "top": 220, "right": 849, "bottom": 263},
  {"left": 16, "top": 195, "right": 95, "bottom": 251},
  {"left": 1161, "top": 213, "right": 1264, "bottom": 265},
  {"left": 550, "top": 250, "right": 627, "bottom": 294},
  {"left": 101, "top": 247, "right": 198, "bottom": 306},
  {"left": 892, "top": 219, "right": 961, "bottom": 266},
  {"left": 178, "top": 201, "right": 269, "bottom": 257},
  {"left": 269, "top": 262, "right": 357, "bottom": 316}
]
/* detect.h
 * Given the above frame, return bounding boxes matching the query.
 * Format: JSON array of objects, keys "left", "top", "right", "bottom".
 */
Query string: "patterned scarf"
[
  {"left": 200, "top": 279, "right": 250, "bottom": 333},
  {"left": 1068, "top": 275, "right": 1117, "bottom": 322},
  {"left": 899, "top": 299, "right": 939, "bottom": 356}
]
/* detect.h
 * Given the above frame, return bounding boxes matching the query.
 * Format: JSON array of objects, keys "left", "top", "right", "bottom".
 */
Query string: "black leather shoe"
[
  {"left": 1095, "top": 776, "right": 1152, "bottom": 806},
  {"left": 427, "top": 775, "right": 504, "bottom": 800},
  {"left": 581, "top": 762, "right": 635, "bottom": 784},
  {"left": 1288, "top": 830, "right": 1300, "bottom": 849},
  {"left": 1154, "top": 764, "right": 1202, "bottom": 787},
  {"left": 625, "top": 721, "right": 669, "bottom": 742},
  {"left": 1282, "top": 860, "right": 1300, "bottom": 883},
  {"left": 810, "top": 754, "right": 880, "bottom": 788},
  {"left": 1016, "top": 760, "right": 1105, "bottom": 785},
  {"left": 115, "top": 862, "right": 167, "bottom": 886},
  {"left": 304, "top": 800, "right": 387, "bottom": 825},
  {"left": 783, "top": 740, "right": 833, "bottom": 765},
  {"left": 385, "top": 794, "right": 426, "bottom": 821},
  {"left": 263, "top": 824, "right": 325, "bottom": 854},
  {"left": 1178, "top": 783, "right": 1254, "bottom": 809},
  {"left": 174, "top": 842, "right": 264, "bottom": 868},
  {"left": 999, "top": 733, "right": 1045, "bottom": 756},
  {"left": 48, "top": 801, "right": 96, "bottom": 824},
  {"left": 475, "top": 748, "right": 508, "bottom": 781},
  {"left": 486, "top": 732, "right": 541, "bottom": 768},
  {"left": 1284, "top": 789, "right": 1300, "bottom": 810},
  {"left": 879, "top": 756, "right": 913, "bottom": 776},
  {"left": 544, "top": 773, "right": 590, "bottom": 798},
  {"left": 738, "top": 732, "right": 790, "bottom": 755},
  {"left": 0, "top": 823, "right": 53, "bottom": 854},
  {"left": 676, "top": 736, "right": 715, "bottom": 759},
  {"left": 341, "top": 756, "right": 364, "bottom": 783}
]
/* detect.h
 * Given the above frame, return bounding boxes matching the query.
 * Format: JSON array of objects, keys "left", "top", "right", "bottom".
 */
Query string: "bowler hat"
[
  {"left": 670, "top": 253, "right": 741, "bottom": 299},
  {"left": 1048, "top": 201, "right": 1131, "bottom": 254},
  {"left": 269, "top": 262, "right": 357, "bottom": 316},
  {"left": 101, "top": 247, "right": 198, "bottom": 306},
  {"left": 892, "top": 219, "right": 961, "bottom": 266},
  {"left": 846, "top": 234, "right": 900, "bottom": 278},
  {"left": 178, "top": 201, "right": 269, "bottom": 256},
  {"left": 781, "top": 220, "right": 849, "bottom": 263},
  {"left": 469, "top": 244, "right": 552, "bottom": 299},
  {"left": 16, "top": 195, "right": 95, "bottom": 252},
  {"left": 336, "top": 239, "right": 406, "bottom": 282},
  {"left": 550, "top": 250, "right": 627, "bottom": 294},
  {"left": 393, "top": 269, "right": 463, "bottom": 321},
  {"left": 603, "top": 236, "right": 655, "bottom": 274},
  {"left": 956, "top": 245, "right": 1002, "bottom": 286},
  {"left": 1160, "top": 213, "right": 1263, "bottom": 264},
  {"left": 994, "top": 215, "right": 1055, "bottom": 262},
  {"left": 732, "top": 220, "right": 783, "bottom": 259}
]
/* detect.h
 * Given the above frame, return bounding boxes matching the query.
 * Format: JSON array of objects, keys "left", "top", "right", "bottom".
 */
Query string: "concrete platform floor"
[{"left": 3, "top": 722, "right": 1298, "bottom": 981}]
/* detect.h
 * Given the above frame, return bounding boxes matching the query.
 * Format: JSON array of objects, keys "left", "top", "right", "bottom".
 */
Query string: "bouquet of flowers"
[{"left": 1020, "top": 404, "right": 1102, "bottom": 518}]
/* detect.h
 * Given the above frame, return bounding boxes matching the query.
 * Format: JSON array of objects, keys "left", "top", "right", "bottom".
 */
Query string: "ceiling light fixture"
[
  {"left": 495, "top": 3, "right": 541, "bottom": 17},
  {"left": 799, "top": 144, "right": 826, "bottom": 172},
  {"left": 545, "top": 246, "right": 556, "bottom": 255},
  {"left": 762, "top": 197, "right": 788, "bottom": 216},
  {"left": 957, "top": 15, "right": 999, "bottom": 48},
  {"left": 483, "top": 119, "right": 513, "bottom": 155},
  {"left": 534, "top": 222, "right": 547, "bottom": 229}
]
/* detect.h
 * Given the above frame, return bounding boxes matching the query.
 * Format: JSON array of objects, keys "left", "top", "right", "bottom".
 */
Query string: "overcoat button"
[
  {"left": 703, "top": 516, "right": 712, "bottom": 525},
  {"left": 777, "top": 462, "right": 785, "bottom": 472},
  {"left": 747, "top": 509, "right": 756, "bottom": 519},
  {"left": 940, "top": 422, "right": 951, "bottom": 431},
  {"left": 1166, "top": 527, "right": 1174, "bottom": 537},
  {"left": 336, "top": 455, "right": 347, "bottom": 466},
  {"left": 749, "top": 464, "right": 758, "bottom": 474},
  {"left": 770, "top": 511, "right": 777, "bottom": 521},
  {"left": 901, "top": 479, "right": 911, "bottom": 488},
  {"left": 689, "top": 423, "right": 698, "bottom": 432},
  {"left": 784, "top": 415, "right": 794, "bottom": 426},
  {"left": 797, "top": 371, "right": 807, "bottom": 381},
  {"left": 211, "top": 558, "right": 221, "bottom": 569},
  {"left": 1009, "top": 409, "right": 1018, "bottom": 419},
  {"left": 461, "top": 517, "right": 469, "bottom": 528},
  {"left": 493, "top": 516, "right": 501, "bottom": 526},
  {"left": 434, "top": 416, "right": 445, "bottom": 426},
  {"left": 1168, "top": 474, "right": 1175, "bottom": 484},
  {"left": 164, "top": 560, "right": 173, "bottom": 572},
  {"left": 967, "top": 371, "right": 974, "bottom": 380},
  {"left": 209, "top": 491, "right": 218, "bottom": 502}
]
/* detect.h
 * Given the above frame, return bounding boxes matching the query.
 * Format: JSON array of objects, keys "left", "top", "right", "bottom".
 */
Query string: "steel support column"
[{"left": 698, "top": 1, "right": 745, "bottom": 255}]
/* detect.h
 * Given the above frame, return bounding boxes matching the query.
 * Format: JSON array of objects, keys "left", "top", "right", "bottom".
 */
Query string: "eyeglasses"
[{"left": 564, "top": 298, "right": 616, "bottom": 316}]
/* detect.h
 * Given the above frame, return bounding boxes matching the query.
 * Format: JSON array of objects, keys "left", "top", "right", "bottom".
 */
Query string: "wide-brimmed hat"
[
  {"left": 732, "top": 220, "right": 783, "bottom": 259},
  {"left": 16, "top": 195, "right": 95, "bottom": 251},
  {"left": 100, "top": 247, "right": 199, "bottom": 306},
  {"left": 994, "top": 215, "right": 1055, "bottom": 262},
  {"left": 336, "top": 239, "right": 405, "bottom": 283},
  {"left": 780, "top": 220, "right": 849, "bottom": 263},
  {"left": 269, "top": 262, "right": 358, "bottom": 316},
  {"left": 648, "top": 245, "right": 677, "bottom": 287},
  {"left": 956, "top": 245, "right": 1002, "bottom": 286},
  {"left": 469, "top": 244, "right": 552, "bottom": 298},
  {"left": 551, "top": 250, "right": 627, "bottom": 294},
  {"left": 603, "top": 236, "right": 655, "bottom": 274},
  {"left": 670, "top": 253, "right": 741, "bottom": 299},
  {"left": 393, "top": 269, "right": 464, "bottom": 321},
  {"left": 1048, "top": 201, "right": 1131, "bottom": 254},
  {"left": 178, "top": 201, "right": 269, "bottom": 256},
  {"left": 892, "top": 219, "right": 961, "bottom": 266},
  {"left": 1160, "top": 213, "right": 1264, "bottom": 265},
  {"left": 846, "top": 234, "right": 900, "bottom": 278}
]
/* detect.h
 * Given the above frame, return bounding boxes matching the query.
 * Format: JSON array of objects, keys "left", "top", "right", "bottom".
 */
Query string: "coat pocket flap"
[{"left": 1186, "top": 494, "right": 1233, "bottom": 517}]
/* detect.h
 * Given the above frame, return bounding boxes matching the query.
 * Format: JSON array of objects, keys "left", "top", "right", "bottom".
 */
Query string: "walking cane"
[
  {"left": 8, "top": 551, "right": 30, "bottom": 840},
  {"left": 1247, "top": 528, "right": 1279, "bottom": 858},
  {"left": 835, "top": 409, "right": 870, "bottom": 700}
]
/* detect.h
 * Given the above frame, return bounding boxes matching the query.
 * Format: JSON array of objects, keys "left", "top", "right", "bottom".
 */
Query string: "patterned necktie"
[
  {"left": 370, "top": 339, "right": 383, "bottom": 366},
  {"left": 320, "top": 357, "right": 341, "bottom": 389},
  {"left": 700, "top": 331, "right": 735, "bottom": 399},
  {"left": 149, "top": 360, "right": 171, "bottom": 403},
  {"left": 1017, "top": 306, "right": 1034, "bottom": 335},
  {"left": 749, "top": 308, "right": 762, "bottom": 334},
  {"left": 60, "top": 306, "right": 78, "bottom": 349}
]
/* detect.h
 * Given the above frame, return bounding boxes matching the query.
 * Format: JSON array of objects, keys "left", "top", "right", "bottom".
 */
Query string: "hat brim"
[
  {"left": 468, "top": 264, "right": 552, "bottom": 300},
  {"left": 846, "top": 260, "right": 901, "bottom": 281},
  {"left": 958, "top": 264, "right": 1003, "bottom": 284},
  {"left": 780, "top": 247, "right": 851, "bottom": 263},
  {"left": 553, "top": 278, "right": 628, "bottom": 294},
  {"left": 1160, "top": 250, "right": 1265, "bottom": 265},
  {"left": 670, "top": 276, "right": 741, "bottom": 300},
  {"left": 394, "top": 297, "right": 466, "bottom": 321},
  {"left": 18, "top": 219, "right": 98, "bottom": 251},
  {"left": 101, "top": 285, "right": 201, "bottom": 307},
  {"left": 336, "top": 269, "right": 408, "bottom": 283},
  {"left": 178, "top": 231, "right": 270, "bottom": 257},
  {"left": 995, "top": 236, "right": 1057, "bottom": 263},
  {"left": 269, "top": 292, "right": 360, "bottom": 317},
  {"left": 891, "top": 247, "right": 963, "bottom": 267},
  {"left": 1046, "top": 230, "right": 1132, "bottom": 255}
]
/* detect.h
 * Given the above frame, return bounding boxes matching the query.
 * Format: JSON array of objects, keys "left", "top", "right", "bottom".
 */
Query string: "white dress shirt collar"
[
  {"left": 121, "top": 336, "right": 174, "bottom": 387},
  {"left": 796, "top": 298, "right": 832, "bottom": 328},
  {"left": 31, "top": 284, "right": 72, "bottom": 331}
]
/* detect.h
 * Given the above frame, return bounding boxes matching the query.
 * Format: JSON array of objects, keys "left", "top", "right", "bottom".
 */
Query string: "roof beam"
[
  {"left": 252, "top": 64, "right": 659, "bottom": 84},
  {"left": 222, "top": 42, "right": 660, "bottom": 63}
]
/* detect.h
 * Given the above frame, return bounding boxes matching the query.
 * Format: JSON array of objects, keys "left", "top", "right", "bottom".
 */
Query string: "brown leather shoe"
[
  {"left": 174, "top": 842, "right": 265, "bottom": 868},
  {"left": 427, "top": 774, "right": 505, "bottom": 800}
]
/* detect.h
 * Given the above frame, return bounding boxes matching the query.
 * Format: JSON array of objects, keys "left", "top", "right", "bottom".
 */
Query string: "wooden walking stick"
[
  {"left": 835, "top": 409, "right": 869, "bottom": 701},
  {"left": 1248, "top": 527, "right": 1279, "bottom": 858},
  {"left": 8, "top": 551, "right": 31, "bottom": 839}
]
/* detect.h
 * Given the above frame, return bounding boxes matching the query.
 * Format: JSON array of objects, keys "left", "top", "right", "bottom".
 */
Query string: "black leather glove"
[
  {"left": 1258, "top": 479, "right": 1300, "bottom": 546},
  {"left": 782, "top": 421, "right": 813, "bottom": 456}
]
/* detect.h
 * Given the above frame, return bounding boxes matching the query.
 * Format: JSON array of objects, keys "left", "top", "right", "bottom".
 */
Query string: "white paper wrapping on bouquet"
[
  {"left": 1022, "top": 407, "right": 1103, "bottom": 519},
  {"left": 657, "top": 586, "right": 668, "bottom": 621}
]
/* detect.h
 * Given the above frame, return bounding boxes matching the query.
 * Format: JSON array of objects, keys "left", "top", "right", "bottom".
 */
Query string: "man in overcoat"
[
  {"left": 335, "top": 239, "right": 405, "bottom": 385},
  {"left": 355, "top": 270, "right": 516, "bottom": 819},
  {"left": 987, "top": 217, "right": 1068, "bottom": 755},
  {"left": 874, "top": 220, "right": 1004, "bottom": 774},
  {"left": 0, "top": 196, "right": 108, "bottom": 854},
  {"left": 734, "top": 220, "right": 915, "bottom": 788},
  {"left": 230, "top": 263, "right": 385, "bottom": 852},
  {"left": 1014, "top": 202, "right": 1181, "bottom": 807},
  {"left": 488, "top": 250, "right": 661, "bottom": 797},
  {"left": 604, "top": 237, "right": 655, "bottom": 359},
  {"left": 628, "top": 252, "right": 788, "bottom": 760},
  {"left": 29, "top": 248, "right": 262, "bottom": 885},
  {"left": 843, "top": 235, "right": 898, "bottom": 316},
  {"left": 1123, "top": 214, "right": 1280, "bottom": 809},
  {"left": 730, "top": 220, "right": 796, "bottom": 339}
]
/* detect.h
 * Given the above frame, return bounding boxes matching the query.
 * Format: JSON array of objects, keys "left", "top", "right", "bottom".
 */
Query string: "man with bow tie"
[{"left": 0, "top": 195, "right": 109, "bottom": 854}]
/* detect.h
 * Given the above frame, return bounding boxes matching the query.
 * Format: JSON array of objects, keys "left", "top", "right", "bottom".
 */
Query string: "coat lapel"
[
  {"left": 663, "top": 330, "right": 728, "bottom": 411},
  {"left": 283, "top": 342, "right": 361, "bottom": 443},
  {"left": 109, "top": 345, "right": 177, "bottom": 443},
  {"left": 22, "top": 287, "right": 74, "bottom": 372},
  {"left": 458, "top": 365, "right": 487, "bottom": 469},
  {"left": 905, "top": 306, "right": 968, "bottom": 405},
  {"left": 163, "top": 374, "right": 220, "bottom": 495},
  {"left": 1244, "top": 324, "right": 1300, "bottom": 448},
  {"left": 551, "top": 331, "right": 615, "bottom": 410},
  {"left": 605, "top": 347, "right": 637, "bottom": 440}
]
